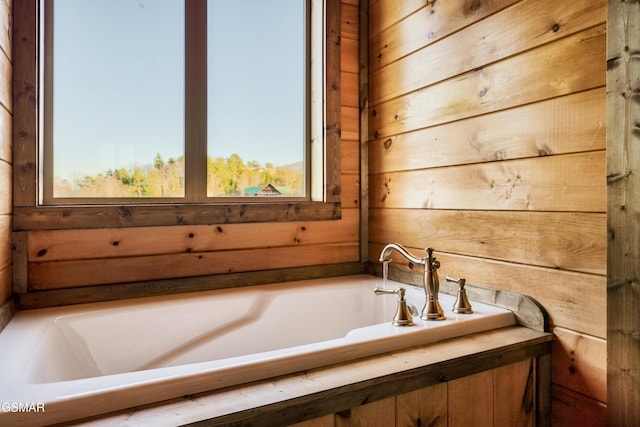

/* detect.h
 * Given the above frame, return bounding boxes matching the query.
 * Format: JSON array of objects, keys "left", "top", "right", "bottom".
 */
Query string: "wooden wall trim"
[
  {"left": 325, "top": 0, "right": 342, "bottom": 203},
  {"left": 607, "top": 0, "right": 640, "bottom": 425},
  {"left": 358, "top": 0, "right": 368, "bottom": 263},
  {"left": 12, "top": 0, "right": 37, "bottom": 207},
  {"left": 13, "top": 202, "right": 342, "bottom": 231},
  {"left": 15, "top": 262, "right": 365, "bottom": 309}
]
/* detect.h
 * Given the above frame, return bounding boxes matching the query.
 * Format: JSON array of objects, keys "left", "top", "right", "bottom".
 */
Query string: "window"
[
  {"left": 43, "top": 0, "right": 310, "bottom": 203},
  {"left": 13, "top": 0, "right": 340, "bottom": 229}
]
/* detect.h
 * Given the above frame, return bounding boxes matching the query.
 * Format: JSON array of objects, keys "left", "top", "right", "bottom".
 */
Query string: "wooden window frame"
[{"left": 13, "top": 0, "right": 341, "bottom": 231}]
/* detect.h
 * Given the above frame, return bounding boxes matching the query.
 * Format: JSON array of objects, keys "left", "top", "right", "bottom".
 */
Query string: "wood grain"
[
  {"left": 370, "top": 152, "right": 606, "bottom": 212},
  {"left": 370, "top": 209, "right": 605, "bottom": 274},
  {"left": 335, "top": 397, "right": 395, "bottom": 427},
  {"left": 0, "top": 0, "right": 10, "bottom": 306},
  {"left": 493, "top": 359, "right": 535, "bottom": 427},
  {"left": 396, "top": 383, "right": 447, "bottom": 427},
  {"left": 0, "top": 104, "right": 10, "bottom": 163},
  {"left": 366, "top": 2, "right": 607, "bottom": 424},
  {"left": 369, "top": 88, "right": 605, "bottom": 174},
  {"left": 340, "top": 2, "right": 358, "bottom": 40},
  {"left": 551, "top": 384, "right": 606, "bottom": 427},
  {"left": 551, "top": 327, "right": 606, "bottom": 403},
  {"left": 607, "top": 1, "right": 640, "bottom": 424},
  {"left": 370, "top": 0, "right": 515, "bottom": 72},
  {"left": 0, "top": 159, "right": 10, "bottom": 215},
  {"left": 371, "top": 0, "right": 605, "bottom": 104},
  {"left": 12, "top": 0, "right": 37, "bottom": 208},
  {"left": 448, "top": 370, "right": 494, "bottom": 426},
  {"left": 27, "top": 209, "right": 360, "bottom": 262},
  {"left": 370, "top": 25, "right": 605, "bottom": 140},
  {"left": 28, "top": 243, "right": 361, "bottom": 290}
]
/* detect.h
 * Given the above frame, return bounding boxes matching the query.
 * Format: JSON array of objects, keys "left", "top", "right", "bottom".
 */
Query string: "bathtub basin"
[{"left": 0, "top": 274, "right": 515, "bottom": 425}]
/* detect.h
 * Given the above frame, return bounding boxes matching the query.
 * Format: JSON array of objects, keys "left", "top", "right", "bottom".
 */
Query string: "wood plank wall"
[
  {"left": 14, "top": 1, "right": 361, "bottom": 301},
  {"left": 0, "top": 0, "right": 11, "bottom": 305},
  {"left": 366, "top": 0, "right": 607, "bottom": 424}
]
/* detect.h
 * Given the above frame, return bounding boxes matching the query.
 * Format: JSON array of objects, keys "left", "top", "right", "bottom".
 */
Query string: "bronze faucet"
[{"left": 379, "top": 243, "right": 445, "bottom": 321}]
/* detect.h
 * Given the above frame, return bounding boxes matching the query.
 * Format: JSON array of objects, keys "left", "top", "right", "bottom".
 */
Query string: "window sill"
[{"left": 13, "top": 202, "right": 341, "bottom": 231}]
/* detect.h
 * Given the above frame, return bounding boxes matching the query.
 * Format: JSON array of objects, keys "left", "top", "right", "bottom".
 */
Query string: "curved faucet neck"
[{"left": 378, "top": 243, "right": 426, "bottom": 266}]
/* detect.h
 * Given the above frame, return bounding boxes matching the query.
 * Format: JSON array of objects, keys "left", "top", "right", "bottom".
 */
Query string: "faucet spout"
[{"left": 378, "top": 243, "right": 425, "bottom": 267}]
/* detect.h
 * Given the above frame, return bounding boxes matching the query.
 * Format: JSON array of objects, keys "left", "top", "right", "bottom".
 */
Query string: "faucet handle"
[
  {"left": 445, "top": 277, "right": 473, "bottom": 314},
  {"left": 374, "top": 287, "right": 405, "bottom": 298},
  {"left": 445, "top": 276, "right": 465, "bottom": 286},
  {"left": 374, "top": 287, "right": 415, "bottom": 326}
]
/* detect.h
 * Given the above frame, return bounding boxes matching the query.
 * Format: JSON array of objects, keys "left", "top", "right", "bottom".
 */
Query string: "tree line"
[{"left": 54, "top": 153, "right": 304, "bottom": 198}]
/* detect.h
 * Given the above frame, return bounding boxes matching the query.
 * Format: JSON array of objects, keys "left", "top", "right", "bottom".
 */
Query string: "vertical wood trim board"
[
  {"left": 0, "top": 0, "right": 12, "bottom": 305},
  {"left": 607, "top": 0, "right": 640, "bottom": 426}
]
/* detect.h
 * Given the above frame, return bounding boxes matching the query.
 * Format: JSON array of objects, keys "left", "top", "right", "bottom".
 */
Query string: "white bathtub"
[{"left": 0, "top": 275, "right": 515, "bottom": 425}]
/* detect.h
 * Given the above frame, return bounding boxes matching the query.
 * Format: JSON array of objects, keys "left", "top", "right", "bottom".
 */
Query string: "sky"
[{"left": 51, "top": 0, "right": 305, "bottom": 180}]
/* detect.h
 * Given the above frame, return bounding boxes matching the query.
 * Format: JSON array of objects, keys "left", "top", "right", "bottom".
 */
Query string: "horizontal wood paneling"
[
  {"left": 370, "top": 209, "right": 605, "bottom": 275},
  {"left": 340, "top": 37, "right": 358, "bottom": 74},
  {"left": 341, "top": 176, "right": 360, "bottom": 209},
  {"left": 367, "top": 0, "right": 607, "bottom": 419},
  {"left": 551, "top": 327, "right": 607, "bottom": 403},
  {"left": 370, "top": 25, "right": 605, "bottom": 139},
  {"left": 29, "top": 242, "right": 361, "bottom": 290},
  {"left": 341, "top": 1, "right": 358, "bottom": 40},
  {"left": 368, "top": 0, "right": 426, "bottom": 40},
  {"left": 341, "top": 72, "right": 358, "bottom": 108},
  {"left": 369, "top": 88, "right": 606, "bottom": 174},
  {"left": 551, "top": 384, "right": 607, "bottom": 426},
  {"left": 341, "top": 139, "right": 359, "bottom": 174},
  {"left": 371, "top": 0, "right": 605, "bottom": 104},
  {"left": 341, "top": 106, "right": 359, "bottom": 140},
  {"left": 28, "top": 209, "right": 360, "bottom": 262},
  {"left": 370, "top": 0, "right": 515, "bottom": 71},
  {"left": 370, "top": 152, "right": 605, "bottom": 212}
]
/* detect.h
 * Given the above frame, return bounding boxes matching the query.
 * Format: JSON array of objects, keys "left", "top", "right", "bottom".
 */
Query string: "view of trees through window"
[
  {"left": 54, "top": 153, "right": 304, "bottom": 198},
  {"left": 46, "top": 0, "right": 307, "bottom": 202}
]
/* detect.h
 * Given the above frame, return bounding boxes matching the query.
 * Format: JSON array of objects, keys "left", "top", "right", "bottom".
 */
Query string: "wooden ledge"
[{"left": 68, "top": 326, "right": 552, "bottom": 426}]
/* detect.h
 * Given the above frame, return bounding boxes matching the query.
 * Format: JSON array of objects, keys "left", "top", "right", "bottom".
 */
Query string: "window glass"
[
  {"left": 48, "top": 0, "right": 185, "bottom": 198},
  {"left": 207, "top": 0, "right": 307, "bottom": 197}
]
